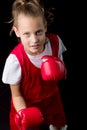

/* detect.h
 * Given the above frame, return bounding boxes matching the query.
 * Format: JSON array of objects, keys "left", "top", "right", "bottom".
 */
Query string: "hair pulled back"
[{"left": 10, "top": 0, "right": 54, "bottom": 35}]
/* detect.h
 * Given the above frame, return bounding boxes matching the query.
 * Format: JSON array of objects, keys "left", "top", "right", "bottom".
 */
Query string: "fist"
[
  {"left": 41, "top": 55, "right": 66, "bottom": 81},
  {"left": 15, "top": 107, "right": 44, "bottom": 129}
]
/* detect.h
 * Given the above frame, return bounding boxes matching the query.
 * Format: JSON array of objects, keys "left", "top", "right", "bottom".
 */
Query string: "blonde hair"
[{"left": 9, "top": 0, "right": 54, "bottom": 35}]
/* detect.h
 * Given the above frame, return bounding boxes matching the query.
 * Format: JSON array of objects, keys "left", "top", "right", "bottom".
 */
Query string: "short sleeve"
[
  {"left": 58, "top": 35, "right": 67, "bottom": 60},
  {"left": 2, "top": 54, "right": 21, "bottom": 85}
]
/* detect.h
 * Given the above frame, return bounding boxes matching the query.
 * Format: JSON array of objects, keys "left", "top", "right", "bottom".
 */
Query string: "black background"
[{"left": 0, "top": 0, "right": 86, "bottom": 129}]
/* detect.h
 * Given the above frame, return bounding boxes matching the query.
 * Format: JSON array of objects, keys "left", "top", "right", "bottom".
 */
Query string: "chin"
[{"left": 30, "top": 51, "right": 39, "bottom": 56}]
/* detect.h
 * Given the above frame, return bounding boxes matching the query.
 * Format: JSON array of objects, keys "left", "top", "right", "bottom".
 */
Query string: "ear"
[
  {"left": 44, "top": 22, "right": 47, "bottom": 33},
  {"left": 13, "top": 26, "right": 20, "bottom": 37},
  {"left": 45, "top": 27, "right": 47, "bottom": 33}
]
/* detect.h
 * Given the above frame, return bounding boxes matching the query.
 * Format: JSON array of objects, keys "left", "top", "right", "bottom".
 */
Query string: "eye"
[
  {"left": 23, "top": 32, "right": 30, "bottom": 37},
  {"left": 36, "top": 30, "right": 43, "bottom": 35}
]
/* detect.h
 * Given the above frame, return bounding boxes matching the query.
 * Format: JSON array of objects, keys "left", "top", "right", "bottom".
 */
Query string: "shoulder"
[
  {"left": 5, "top": 54, "right": 19, "bottom": 67},
  {"left": 46, "top": 33, "right": 59, "bottom": 46},
  {"left": 10, "top": 43, "right": 27, "bottom": 64},
  {"left": 2, "top": 54, "right": 21, "bottom": 84},
  {"left": 11, "top": 43, "right": 23, "bottom": 54},
  {"left": 46, "top": 33, "right": 59, "bottom": 41}
]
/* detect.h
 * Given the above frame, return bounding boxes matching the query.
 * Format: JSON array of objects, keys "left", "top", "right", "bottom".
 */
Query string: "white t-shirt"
[{"left": 2, "top": 36, "right": 67, "bottom": 85}]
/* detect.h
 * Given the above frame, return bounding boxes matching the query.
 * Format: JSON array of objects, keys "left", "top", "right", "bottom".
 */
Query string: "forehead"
[
  {"left": 17, "top": 14, "right": 44, "bottom": 22},
  {"left": 17, "top": 14, "right": 44, "bottom": 26},
  {"left": 16, "top": 14, "right": 46, "bottom": 32}
]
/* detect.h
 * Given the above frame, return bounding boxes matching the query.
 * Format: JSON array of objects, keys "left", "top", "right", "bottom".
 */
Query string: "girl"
[{"left": 2, "top": 0, "right": 67, "bottom": 130}]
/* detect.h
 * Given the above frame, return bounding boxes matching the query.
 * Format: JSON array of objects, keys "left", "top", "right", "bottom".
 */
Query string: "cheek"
[
  {"left": 21, "top": 37, "right": 28, "bottom": 43},
  {"left": 20, "top": 38, "right": 27, "bottom": 47},
  {"left": 40, "top": 35, "right": 46, "bottom": 43}
]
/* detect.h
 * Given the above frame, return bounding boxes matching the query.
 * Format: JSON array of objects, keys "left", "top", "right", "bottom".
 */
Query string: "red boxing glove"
[
  {"left": 41, "top": 55, "right": 66, "bottom": 81},
  {"left": 15, "top": 107, "right": 44, "bottom": 130}
]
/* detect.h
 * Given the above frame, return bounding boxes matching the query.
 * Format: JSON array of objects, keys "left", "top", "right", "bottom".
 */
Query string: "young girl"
[{"left": 2, "top": 0, "right": 67, "bottom": 130}]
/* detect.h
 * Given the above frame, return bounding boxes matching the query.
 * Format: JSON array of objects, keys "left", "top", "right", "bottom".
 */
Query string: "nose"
[{"left": 31, "top": 35, "right": 38, "bottom": 43}]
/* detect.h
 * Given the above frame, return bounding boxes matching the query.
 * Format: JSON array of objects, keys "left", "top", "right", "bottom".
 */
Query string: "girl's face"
[{"left": 13, "top": 14, "right": 47, "bottom": 55}]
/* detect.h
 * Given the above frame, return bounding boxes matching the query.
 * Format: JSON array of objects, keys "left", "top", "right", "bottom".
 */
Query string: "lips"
[{"left": 31, "top": 44, "right": 40, "bottom": 49}]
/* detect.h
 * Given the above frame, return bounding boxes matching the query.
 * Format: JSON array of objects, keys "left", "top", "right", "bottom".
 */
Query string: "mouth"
[{"left": 31, "top": 44, "right": 40, "bottom": 49}]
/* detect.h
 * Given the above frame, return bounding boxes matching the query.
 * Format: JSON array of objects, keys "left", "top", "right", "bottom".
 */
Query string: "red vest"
[
  {"left": 10, "top": 34, "right": 66, "bottom": 129},
  {"left": 11, "top": 33, "right": 59, "bottom": 105}
]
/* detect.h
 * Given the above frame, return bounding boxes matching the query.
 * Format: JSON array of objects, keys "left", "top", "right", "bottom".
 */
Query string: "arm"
[
  {"left": 10, "top": 84, "right": 26, "bottom": 112},
  {"left": 10, "top": 83, "right": 44, "bottom": 129},
  {"left": 2, "top": 54, "right": 44, "bottom": 129}
]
